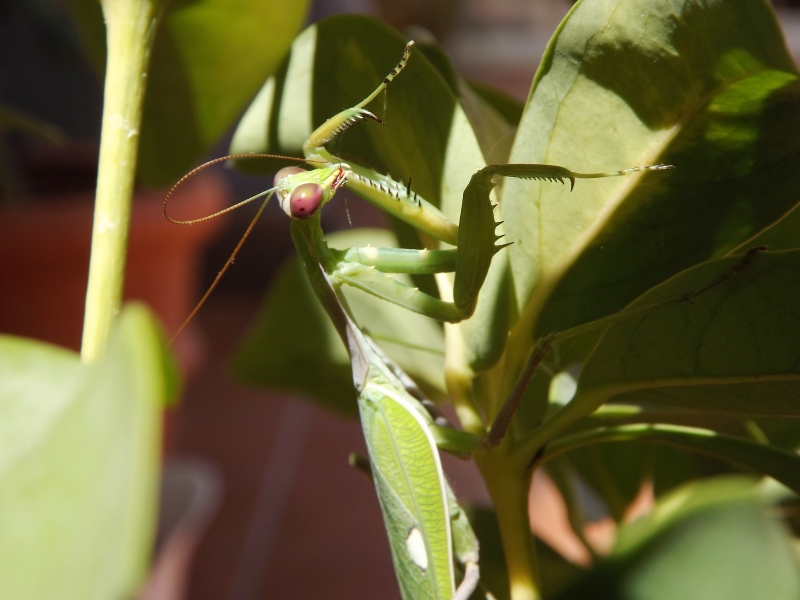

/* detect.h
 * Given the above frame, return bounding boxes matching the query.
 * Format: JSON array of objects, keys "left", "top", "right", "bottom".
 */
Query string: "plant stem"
[
  {"left": 437, "top": 272, "right": 484, "bottom": 436},
  {"left": 476, "top": 446, "right": 540, "bottom": 600},
  {"left": 81, "top": 0, "right": 161, "bottom": 363}
]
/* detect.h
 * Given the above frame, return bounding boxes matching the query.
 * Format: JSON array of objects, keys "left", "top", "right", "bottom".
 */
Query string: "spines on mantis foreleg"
[
  {"left": 345, "top": 162, "right": 460, "bottom": 246},
  {"left": 452, "top": 162, "right": 674, "bottom": 316},
  {"left": 303, "top": 41, "right": 415, "bottom": 159},
  {"left": 486, "top": 163, "right": 674, "bottom": 191}
]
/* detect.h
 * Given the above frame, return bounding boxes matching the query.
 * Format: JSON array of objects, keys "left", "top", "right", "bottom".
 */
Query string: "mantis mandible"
[{"left": 164, "top": 40, "right": 672, "bottom": 600}]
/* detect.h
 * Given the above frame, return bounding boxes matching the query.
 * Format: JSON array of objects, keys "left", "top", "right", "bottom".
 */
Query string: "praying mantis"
[{"left": 164, "top": 40, "right": 672, "bottom": 600}]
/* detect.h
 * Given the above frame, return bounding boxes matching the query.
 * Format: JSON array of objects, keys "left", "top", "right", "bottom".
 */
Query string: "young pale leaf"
[
  {"left": 504, "top": 0, "right": 800, "bottom": 342},
  {"left": 0, "top": 304, "right": 173, "bottom": 599},
  {"left": 574, "top": 249, "right": 800, "bottom": 416}
]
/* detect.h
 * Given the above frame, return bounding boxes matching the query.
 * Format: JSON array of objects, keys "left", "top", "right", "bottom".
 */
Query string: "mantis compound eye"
[
  {"left": 289, "top": 182, "right": 323, "bottom": 219},
  {"left": 273, "top": 166, "right": 306, "bottom": 186}
]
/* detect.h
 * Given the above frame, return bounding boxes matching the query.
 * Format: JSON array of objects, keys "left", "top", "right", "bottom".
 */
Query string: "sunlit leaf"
[{"left": 0, "top": 305, "right": 174, "bottom": 599}]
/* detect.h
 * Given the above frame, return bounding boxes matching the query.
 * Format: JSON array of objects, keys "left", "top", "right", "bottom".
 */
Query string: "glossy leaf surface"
[{"left": 504, "top": 0, "right": 800, "bottom": 351}]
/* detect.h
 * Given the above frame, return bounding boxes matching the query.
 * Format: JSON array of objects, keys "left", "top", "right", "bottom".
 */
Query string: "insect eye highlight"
[{"left": 289, "top": 182, "right": 323, "bottom": 219}]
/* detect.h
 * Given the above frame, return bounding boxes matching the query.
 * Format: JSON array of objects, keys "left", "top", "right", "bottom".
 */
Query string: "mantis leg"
[
  {"left": 303, "top": 41, "right": 415, "bottom": 162},
  {"left": 297, "top": 40, "right": 460, "bottom": 245}
]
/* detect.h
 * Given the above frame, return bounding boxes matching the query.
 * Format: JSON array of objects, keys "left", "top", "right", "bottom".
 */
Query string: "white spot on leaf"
[{"left": 406, "top": 527, "right": 428, "bottom": 571}]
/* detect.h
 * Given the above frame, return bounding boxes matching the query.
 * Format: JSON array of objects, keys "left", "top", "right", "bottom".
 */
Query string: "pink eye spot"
[
  {"left": 273, "top": 166, "right": 306, "bottom": 186},
  {"left": 289, "top": 183, "right": 323, "bottom": 219}
]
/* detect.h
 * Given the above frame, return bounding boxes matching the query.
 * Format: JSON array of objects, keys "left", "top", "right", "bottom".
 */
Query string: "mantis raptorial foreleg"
[{"left": 165, "top": 40, "right": 670, "bottom": 327}]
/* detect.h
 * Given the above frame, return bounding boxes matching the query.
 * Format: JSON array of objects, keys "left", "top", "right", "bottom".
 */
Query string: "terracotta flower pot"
[{"left": 0, "top": 170, "right": 229, "bottom": 374}]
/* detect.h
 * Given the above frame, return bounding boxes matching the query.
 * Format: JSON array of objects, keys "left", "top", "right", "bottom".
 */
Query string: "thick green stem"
[
  {"left": 476, "top": 446, "right": 540, "bottom": 600},
  {"left": 81, "top": 0, "right": 161, "bottom": 363}
]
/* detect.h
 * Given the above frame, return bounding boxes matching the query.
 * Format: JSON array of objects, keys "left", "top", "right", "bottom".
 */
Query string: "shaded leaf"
[
  {"left": 416, "top": 40, "right": 518, "bottom": 164},
  {"left": 574, "top": 249, "right": 800, "bottom": 416},
  {"left": 545, "top": 423, "right": 800, "bottom": 497},
  {"left": 62, "top": 0, "right": 308, "bottom": 185},
  {"left": 138, "top": 0, "right": 309, "bottom": 185},
  {"left": 551, "top": 477, "right": 800, "bottom": 600},
  {"left": 467, "top": 80, "right": 524, "bottom": 128}
]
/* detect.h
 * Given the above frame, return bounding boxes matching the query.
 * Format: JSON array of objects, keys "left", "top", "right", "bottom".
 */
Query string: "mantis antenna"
[{"left": 164, "top": 153, "right": 323, "bottom": 343}]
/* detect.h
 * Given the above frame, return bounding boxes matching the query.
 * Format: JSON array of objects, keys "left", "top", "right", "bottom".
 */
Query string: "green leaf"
[
  {"left": 749, "top": 201, "right": 800, "bottom": 251},
  {"left": 551, "top": 477, "right": 800, "bottom": 600},
  {"left": 0, "top": 304, "right": 173, "bottom": 599},
  {"left": 466, "top": 80, "right": 524, "bottom": 128},
  {"left": 232, "top": 229, "right": 446, "bottom": 416},
  {"left": 574, "top": 249, "right": 800, "bottom": 416},
  {"left": 504, "top": 0, "right": 800, "bottom": 343},
  {"left": 546, "top": 423, "right": 800, "bottom": 497},
  {"left": 546, "top": 409, "right": 758, "bottom": 521},
  {"left": 136, "top": 0, "right": 309, "bottom": 185},
  {"left": 416, "top": 40, "right": 518, "bottom": 164}
]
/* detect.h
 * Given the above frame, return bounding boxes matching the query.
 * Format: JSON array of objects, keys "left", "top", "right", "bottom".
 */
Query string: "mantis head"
[{"left": 274, "top": 165, "right": 347, "bottom": 220}]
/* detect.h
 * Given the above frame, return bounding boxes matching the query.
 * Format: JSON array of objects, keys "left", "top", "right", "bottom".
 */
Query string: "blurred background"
[{"left": 2, "top": 1, "right": 800, "bottom": 598}]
